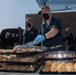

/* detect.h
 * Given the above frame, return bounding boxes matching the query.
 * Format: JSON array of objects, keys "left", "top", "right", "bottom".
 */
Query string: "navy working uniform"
[
  {"left": 37, "top": 17, "right": 62, "bottom": 50},
  {"left": 20, "top": 27, "right": 38, "bottom": 45},
  {"left": 63, "top": 32, "right": 75, "bottom": 51},
  {"left": 32, "top": 5, "right": 63, "bottom": 51}
]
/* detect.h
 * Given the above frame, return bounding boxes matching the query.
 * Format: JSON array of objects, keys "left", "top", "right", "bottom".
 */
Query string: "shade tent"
[{"left": 35, "top": 0, "right": 76, "bottom": 12}]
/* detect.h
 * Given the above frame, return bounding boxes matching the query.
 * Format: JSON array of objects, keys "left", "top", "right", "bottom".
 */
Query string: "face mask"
[
  {"left": 43, "top": 13, "right": 50, "bottom": 20},
  {"left": 27, "top": 23, "right": 31, "bottom": 27}
]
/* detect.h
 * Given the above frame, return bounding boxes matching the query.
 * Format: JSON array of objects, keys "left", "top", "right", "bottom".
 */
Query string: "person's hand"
[{"left": 34, "top": 35, "right": 45, "bottom": 45}]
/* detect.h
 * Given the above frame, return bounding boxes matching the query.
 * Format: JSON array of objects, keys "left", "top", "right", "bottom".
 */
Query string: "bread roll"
[
  {"left": 42, "top": 65, "right": 50, "bottom": 72},
  {"left": 50, "top": 62, "right": 58, "bottom": 72},
  {"left": 45, "top": 61, "right": 51, "bottom": 65},
  {"left": 73, "top": 63, "right": 76, "bottom": 72},
  {"left": 57, "top": 62, "right": 66, "bottom": 72},
  {"left": 46, "top": 54, "right": 53, "bottom": 58},
  {"left": 65, "top": 63, "right": 74, "bottom": 72}
]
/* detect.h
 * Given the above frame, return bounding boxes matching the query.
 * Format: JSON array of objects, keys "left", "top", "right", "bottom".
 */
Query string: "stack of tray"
[
  {"left": 0, "top": 49, "right": 43, "bottom": 73},
  {"left": 39, "top": 51, "right": 76, "bottom": 74}
]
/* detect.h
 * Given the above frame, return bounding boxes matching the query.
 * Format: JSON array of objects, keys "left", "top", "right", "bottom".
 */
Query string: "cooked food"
[
  {"left": 46, "top": 54, "right": 53, "bottom": 58},
  {"left": 20, "top": 57, "right": 30, "bottom": 62},
  {"left": 50, "top": 62, "right": 58, "bottom": 72},
  {"left": 57, "top": 62, "right": 66, "bottom": 72},
  {"left": 53, "top": 54, "right": 58, "bottom": 58},
  {"left": 65, "top": 63, "right": 74, "bottom": 72},
  {"left": 73, "top": 63, "right": 76, "bottom": 72},
  {"left": 45, "top": 61, "right": 51, "bottom": 65},
  {"left": 1, "top": 65, "right": 8, "bottom": 70},
  {"left": 35, "top": 48, "right": 43, "bottom": 52},
  {"left": 42, "top": 65, "right": 50, "bottom": 72},
  {"left": 0, "top": 49, "right": 15, "bottom": 53},
  {"left": 74, "top": 63, "right": 76, "bottom": 70},
  {"left": 63, "top": 54, "right": 75, "bottom": 58}
]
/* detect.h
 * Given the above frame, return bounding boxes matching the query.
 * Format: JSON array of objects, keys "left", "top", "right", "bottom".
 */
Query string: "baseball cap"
[{"left": 38, "top": 5, "right": 50, "bottom": 15}]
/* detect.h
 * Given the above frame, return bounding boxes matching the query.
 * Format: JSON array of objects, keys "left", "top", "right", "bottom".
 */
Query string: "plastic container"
[
  {"left": 13, "top": 45, "right": 47, "bottom": 53},
  {"left": 44, "top": 51, "right": 75, "bottom": 59},
  {"left": 0, "top": 61, "right": 42, "bottom": 73},
  {"left": 40, "top": 51, "right": 76, "bottom": 74},
  {"left": 0, "top": 50, "right": 43, "bottom": 73},
  {"left": 0, "top": 52, "right": 43, "bottom": 64},
  {"left": 40, "top": 60, "right": 76, "bottom": 74}
]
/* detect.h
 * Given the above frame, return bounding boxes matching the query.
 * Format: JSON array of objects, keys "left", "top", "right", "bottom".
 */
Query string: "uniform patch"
[{"left": 49, "top": 25, "right": 55, "bottom": 30}]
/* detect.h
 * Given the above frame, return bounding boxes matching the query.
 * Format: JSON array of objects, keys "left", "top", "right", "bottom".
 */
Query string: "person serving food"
[{"left": 34, "top": 5, "right": 62, "bottom": 51}]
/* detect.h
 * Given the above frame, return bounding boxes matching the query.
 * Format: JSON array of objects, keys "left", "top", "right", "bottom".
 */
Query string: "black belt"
[{"left": 48, "top": 45, "right": 62, "bottom": 49}]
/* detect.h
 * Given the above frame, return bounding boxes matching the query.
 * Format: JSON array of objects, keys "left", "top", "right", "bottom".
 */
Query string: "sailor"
[
  {"left": 34, "top": 5, "right": 62, "bottom": 51},
  {"left": 19, "top": 17, "right": 39, "bottom": 45}
]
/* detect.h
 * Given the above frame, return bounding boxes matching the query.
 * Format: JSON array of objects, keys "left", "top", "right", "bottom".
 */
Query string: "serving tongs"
[
  {"left": 13, "top": 41, "right": 40, "bottom": 55},
  {"left": 13, "top": 41, "right": 35, "bottom": 50},
  {"left": 13, "top": 40, "right": 46, "bottom": 54}
]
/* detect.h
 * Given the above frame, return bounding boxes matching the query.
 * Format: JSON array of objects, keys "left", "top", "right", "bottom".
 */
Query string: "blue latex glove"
[{"left": 34, "top": 35, "right": 45, "bottom": 45}]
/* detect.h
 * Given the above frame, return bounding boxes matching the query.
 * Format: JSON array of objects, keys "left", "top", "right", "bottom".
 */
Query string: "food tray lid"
[{"left": 44, "top": 51, "right": 75, "bottom": 59}]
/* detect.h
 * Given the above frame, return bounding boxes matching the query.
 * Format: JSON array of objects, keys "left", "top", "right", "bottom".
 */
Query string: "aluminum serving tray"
[
  {"left": 0, "top": 53, "right": 43, "bottom": 65},
  {"left": 0, "top": 61, "right": 42, "bottom": 73}
]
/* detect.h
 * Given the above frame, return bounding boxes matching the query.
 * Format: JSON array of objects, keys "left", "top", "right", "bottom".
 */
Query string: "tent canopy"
[{"left": 35, "top": 0, "right": 76, "bottom": 12}]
